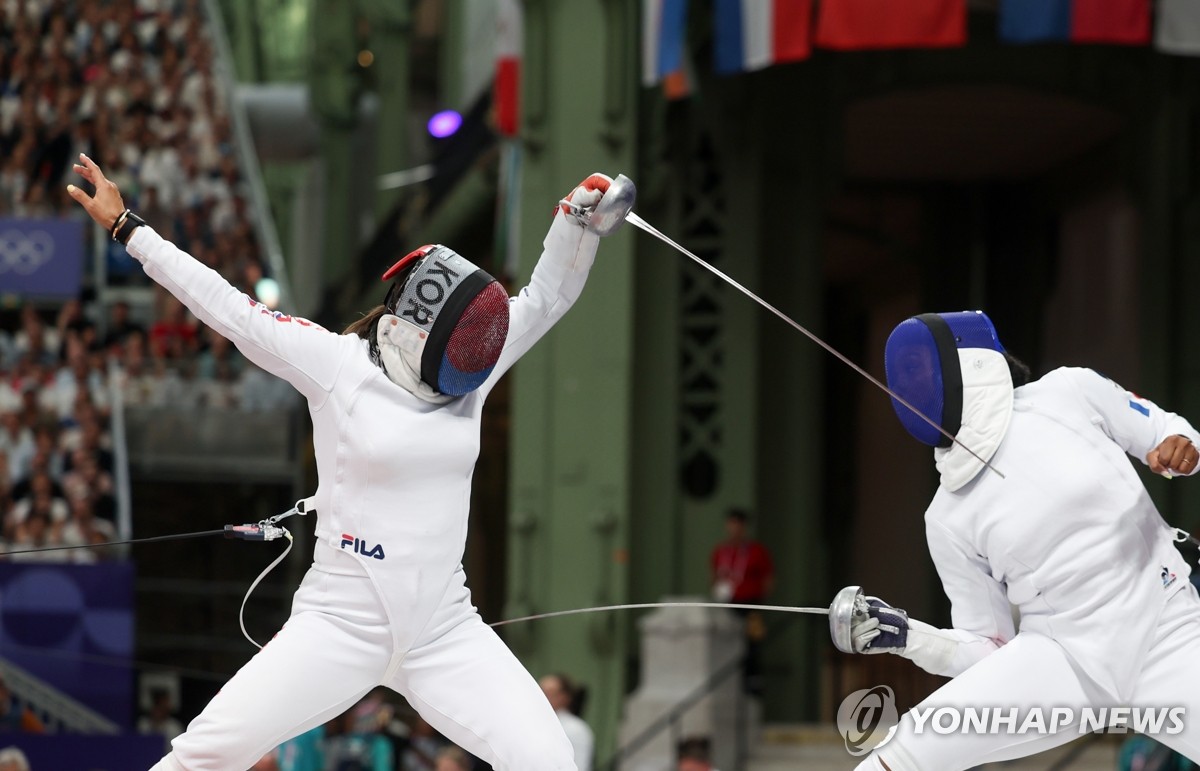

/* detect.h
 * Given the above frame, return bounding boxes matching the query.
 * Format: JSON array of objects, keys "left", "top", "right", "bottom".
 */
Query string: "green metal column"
[
  {"left": 628, "top": 65, "right": 828, "bottom": 723},
  {"left": 627, "top": 83, "right": 769, "bottom": 600},
  {"left": 628, "top": 92, "right": 684, "bottom": 610},
  {"left": 666, "top": 97, "right": 766, "bottom": 598},
  {"left": 754, "top": 66, "right": 829, "bottom": 722},
  {"left": 221, "top": 0, "right": 264, "bottom": 81},
  {"left": 309, "top": 0, "right": 360, "bottom": 288},
  {"left": 505, "top": 0, "right": 638, "bottom": 759},
  {"left": 363, "top": 0, "right": 410, "bottom": 218}
]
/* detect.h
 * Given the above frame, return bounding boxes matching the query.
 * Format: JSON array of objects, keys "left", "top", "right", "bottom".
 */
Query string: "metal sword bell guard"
[
  {"left": 583, "top": 173, "right": 637, "bottom": 236},
  {"left": 830, "top": 584, "right": 869, "bottom": 654}
]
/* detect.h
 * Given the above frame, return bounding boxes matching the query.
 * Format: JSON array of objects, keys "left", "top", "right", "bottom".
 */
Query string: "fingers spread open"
[{"left": 78, "top": 153, "right": 111, "bottom": 191}]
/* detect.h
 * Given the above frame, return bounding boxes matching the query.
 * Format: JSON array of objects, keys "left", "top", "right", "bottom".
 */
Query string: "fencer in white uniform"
[
  {"left": 845, "top": 311, "right": 1200, "bottom": 770},
  {"left": 67, "top": 156, "right": 615, "bottom": 771}
]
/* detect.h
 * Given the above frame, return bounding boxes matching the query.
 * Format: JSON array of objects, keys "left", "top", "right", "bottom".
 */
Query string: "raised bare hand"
[{"left": 66, "top": 153, "right": 126, "bottom": 232}]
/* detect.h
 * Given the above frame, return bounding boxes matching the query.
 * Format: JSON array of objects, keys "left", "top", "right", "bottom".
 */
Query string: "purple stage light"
[{"left": 427, "top": 110, "right": 463, "bottom": 139}]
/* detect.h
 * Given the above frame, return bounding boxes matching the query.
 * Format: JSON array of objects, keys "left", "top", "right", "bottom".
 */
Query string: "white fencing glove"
[
  {"left": 852, "top": 597, "right": 910, "bottom": 654},
  {"left": 852, "top": 596, "right": 960, "bottom": 674}
]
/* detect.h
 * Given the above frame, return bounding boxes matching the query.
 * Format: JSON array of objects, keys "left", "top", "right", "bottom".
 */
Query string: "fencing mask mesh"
[
  {"left": 382, "top": 245, "right": 510, "bottom": 396},
  {"left": 884, "top": 311, "right": 1005, "bottom": 447}
]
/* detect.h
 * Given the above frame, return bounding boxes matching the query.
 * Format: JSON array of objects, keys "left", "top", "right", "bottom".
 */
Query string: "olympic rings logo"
[{"left": 0, "top": 229, "right": 55, "bottom": 276}]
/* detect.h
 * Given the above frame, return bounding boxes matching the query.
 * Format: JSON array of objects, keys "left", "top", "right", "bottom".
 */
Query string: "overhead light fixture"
[{"left": 427, "top": 110, "right": 463, "bottom": 139}]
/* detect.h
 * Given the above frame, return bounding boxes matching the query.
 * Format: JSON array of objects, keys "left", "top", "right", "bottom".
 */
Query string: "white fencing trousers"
[
  {"left": 857, "top": 586, "right": 1200, "bottom": 771},
  {"left": 149, "top": 569, "right": 576, "bottom": 771}
]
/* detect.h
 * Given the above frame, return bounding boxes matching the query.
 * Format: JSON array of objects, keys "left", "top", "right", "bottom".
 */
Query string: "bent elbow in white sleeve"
[{"left": 899, "top": 619, "right": 1002, "bottom": 677}]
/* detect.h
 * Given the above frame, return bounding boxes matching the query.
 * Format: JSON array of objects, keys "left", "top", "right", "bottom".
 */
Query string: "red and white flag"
[
  {"left": 815, "top": 0, "right": 966, "bottom": 51},
  {"left": 713, "top": 0, "right": 812, "bottom": 74},
  {"left": 1071, "top": 0, "right": 1150, "bottom": 45},
  {"left": 494, "top": 0, "right": 523, "bottom": 136}
]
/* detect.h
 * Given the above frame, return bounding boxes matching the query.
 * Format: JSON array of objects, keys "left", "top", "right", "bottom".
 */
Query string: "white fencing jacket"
[
  {"left": 908, "top": 362, "right": 1199, "bottom": 700},
  {"left": 126, "top": 213, "right": 600, "bottom": 655}
]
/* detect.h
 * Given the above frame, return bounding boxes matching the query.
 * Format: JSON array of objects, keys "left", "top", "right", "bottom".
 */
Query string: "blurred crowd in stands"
[
  {"left": 0, "top": 0, "right": 266, "bottom": 295},
  {"left": 0, "top": 0, "right": 298, "bottom": 560},
  {"left": 0, "top": 301, "right": 119, "bottom": 562},
  {"left": 246, "top": 674, "right": 596, "bottom": 771},
  {"left": 0, "top": 295, "right": 297, "bottom": 560},
  {"left": 136, "top": 687, "right": 429, "bottom": 770},
  {"left": 249, "top": 692, "right": 476, "bottom": 771}
]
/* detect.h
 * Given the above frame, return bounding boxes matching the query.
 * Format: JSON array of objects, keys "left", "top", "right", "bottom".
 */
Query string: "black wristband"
[
  {"left": 110, "top": 209, "right": 129, "bottom": 239},
  {"left": 113, "top": 211, "right": 146, "bottom": 245}
]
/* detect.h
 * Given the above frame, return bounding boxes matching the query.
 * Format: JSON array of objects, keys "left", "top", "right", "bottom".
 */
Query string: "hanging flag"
[
  {"left": 457, "top": 2, "right": 500, "bottom": 107},
  {"left": 1157, "top": 0, "right": 1200, "bottom": 56},
  {"left": 815, "top": 0, "right": 966, "bottom": 51},
  {"left": 496, "top": 141, "right": 523, "bottom": 278},
  {"left": 662, "top": 54, "right": 695, "bottom": 100},
  {"left": 493, "top": 0, "right": 522, "bottom": 136},
  {"left": 643, "top": 0, "right": 690, "bottom": 86},
  {"left": 712, "top": 0, "right": 812, "bottom": 75},
  {"left": 997, "top": 0, "right": 1070, "bottom": 44},
  {"left": 1071, "top": 0, "right": 1150, "bottom": 45}
]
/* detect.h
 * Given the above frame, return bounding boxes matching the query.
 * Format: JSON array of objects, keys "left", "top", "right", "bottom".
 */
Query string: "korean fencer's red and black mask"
[{"left": 377, "top": 245, "right": 510, "bottom": 398}]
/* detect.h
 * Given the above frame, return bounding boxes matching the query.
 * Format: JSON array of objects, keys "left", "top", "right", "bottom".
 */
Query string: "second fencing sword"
[
  {"left": 564, "top": 174, "right": 1003, "bottom": 479},
  {"left": 488, "top": 601, "right": 829, "bottom": 627},
  {"left": 487, "top": 587, "right": 871, "bottom": 655}
]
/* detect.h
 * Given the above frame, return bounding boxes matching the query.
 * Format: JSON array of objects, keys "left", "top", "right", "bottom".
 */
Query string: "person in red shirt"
[
  {"left": 711, "top": 509, "right": 774, "bottom": 604},
  {"left": 710, "top": 509, "right": 774, "bottom": 695}
]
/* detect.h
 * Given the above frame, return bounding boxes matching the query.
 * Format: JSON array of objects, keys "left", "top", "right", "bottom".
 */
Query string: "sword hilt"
[
  {"left": 559, "top": 174, "right": 637, "bottom": 236},
  {"left": 829, "top": 585, "right": 869, "bottom": 654}
]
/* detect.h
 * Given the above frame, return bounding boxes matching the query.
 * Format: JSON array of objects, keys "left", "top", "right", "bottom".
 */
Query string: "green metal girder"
[{"left": 504, "top": 0, "right": 638, "bottom": 759}]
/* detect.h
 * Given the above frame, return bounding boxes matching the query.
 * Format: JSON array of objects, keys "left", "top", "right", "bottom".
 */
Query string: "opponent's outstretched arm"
[
  {"left": 68, "top": 154, "right": 348, "bottom": 407},
  {"left": 846, "top": 520, "right": 1014, "bottom": 677}
]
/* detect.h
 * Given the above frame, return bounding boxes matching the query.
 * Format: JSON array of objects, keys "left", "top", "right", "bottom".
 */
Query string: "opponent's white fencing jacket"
[
  {"left": 126, "top": 213, "right": 600, "bottom": 655},
  {"left": 914, "top": 363, "right": 1199, "bottom": 699}
]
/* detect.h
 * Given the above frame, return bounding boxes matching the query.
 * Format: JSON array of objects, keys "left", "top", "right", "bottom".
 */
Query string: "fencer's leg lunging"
[
  {"left": 857, "top": 588, "right": 1200, "bottom": 770},
  {"left": 390, "top": 604, "right": 578, "bottom": 771},
  {"left": 150, "top": 572, "right": 394, "bottom": 771},
  {"left": 863, "top": 633, "right": 1104, "bottom": 771},
  {"left": 1128, "top": 586, "right": 1200, "bottom": 761}
]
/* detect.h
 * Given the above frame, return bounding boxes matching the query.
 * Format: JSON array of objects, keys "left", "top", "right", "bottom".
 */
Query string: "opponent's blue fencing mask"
[{"left": 884, "top": 311, "right": 1005, "bottom": 447}]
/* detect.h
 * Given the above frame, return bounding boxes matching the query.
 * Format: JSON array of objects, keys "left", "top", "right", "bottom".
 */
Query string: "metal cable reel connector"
[
  {"left": 229, "top": 497, "right": 315, "bottom": 649},
  {"left": 829, "top": 585, "right": 870, "bottom": 654},
  {"left": 223, "top": 497, "right": 313, "bottom": 543},
  {"left": 223, "top": 523, "right": 286, "bottom": 541},
  {"left": 558, "top": 174, "right": 638, "bottom": 236},
  {"left": 1174, "top": 527, "right": 1200, "bottom": 549}
]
